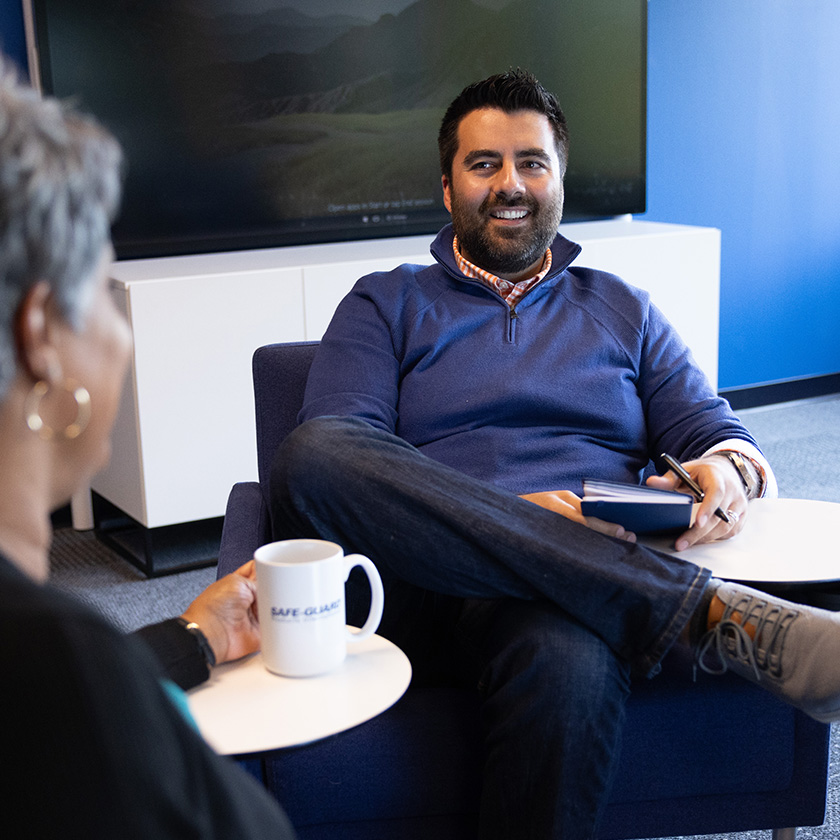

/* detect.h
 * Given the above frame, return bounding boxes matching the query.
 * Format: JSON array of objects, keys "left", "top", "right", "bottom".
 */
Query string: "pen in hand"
[{"left": 659, "top": 452, "right": 732, "bottom": 524}]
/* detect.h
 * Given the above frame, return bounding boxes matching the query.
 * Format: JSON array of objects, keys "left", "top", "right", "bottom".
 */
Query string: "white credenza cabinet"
[{"left": 91, "top": 219, "right": 720, "bottom": 529}]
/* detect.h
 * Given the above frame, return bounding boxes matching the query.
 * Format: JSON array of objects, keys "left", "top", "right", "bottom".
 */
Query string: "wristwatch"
[
  {"left": 176, "top": 617, "right": 217, "bottom": 667},
  {"left": 714, "top": 450, "right": 765, "bottom": 500}
]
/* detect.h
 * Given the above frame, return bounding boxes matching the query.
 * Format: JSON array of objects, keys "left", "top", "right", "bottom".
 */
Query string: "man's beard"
[{"left": 449, "top": 190, "right": 564, "bottom": 277}]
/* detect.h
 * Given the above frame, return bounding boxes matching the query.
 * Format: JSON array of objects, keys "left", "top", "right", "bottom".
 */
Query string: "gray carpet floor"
[
  {"left": 737, "top": 395, "right": 840, "bottom": 503},
  {"left": 49, "top": 393, "right": 840, "bottom": 840}
]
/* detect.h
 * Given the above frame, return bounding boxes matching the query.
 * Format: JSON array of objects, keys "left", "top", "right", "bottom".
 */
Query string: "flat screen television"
[{"left": 25, "top": 0, "right": 646, "bottom": 260}]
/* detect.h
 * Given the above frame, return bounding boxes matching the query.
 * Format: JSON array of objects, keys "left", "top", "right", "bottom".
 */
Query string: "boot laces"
[{"left": 695, "top": 593, "right": 799, "bottom": 681}]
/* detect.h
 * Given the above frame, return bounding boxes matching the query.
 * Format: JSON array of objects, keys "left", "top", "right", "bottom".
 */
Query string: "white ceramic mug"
[{"left": 255, "top": 539, "right": 385, "bottom": 677}]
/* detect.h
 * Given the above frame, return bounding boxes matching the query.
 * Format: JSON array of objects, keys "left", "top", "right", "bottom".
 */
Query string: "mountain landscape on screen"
[{"left": 35, "top": 0, "right": 645, "bottom": 256}]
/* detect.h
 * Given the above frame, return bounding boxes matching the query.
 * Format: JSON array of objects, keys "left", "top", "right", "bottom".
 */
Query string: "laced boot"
[{"left": 696, "top": 580, "right": 840, "bottom": 723}]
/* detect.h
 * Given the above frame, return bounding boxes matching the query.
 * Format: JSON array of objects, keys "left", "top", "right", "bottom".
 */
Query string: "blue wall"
[
  {"left": 641, "top": 0, "right": 840, "bottom": 390},
  {"left": 3, "top": 2, "right": 838, "bottom": 391},
  {"left": 0, "top": 2, "right": 26, "bottom": 77}
]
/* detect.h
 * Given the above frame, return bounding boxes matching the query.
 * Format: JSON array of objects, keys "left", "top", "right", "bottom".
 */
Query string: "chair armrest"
[{"left": 218, "top": 481, "right": 271, "bottom": 579}]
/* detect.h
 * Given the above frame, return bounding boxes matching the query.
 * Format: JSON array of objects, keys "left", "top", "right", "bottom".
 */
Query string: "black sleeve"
[
  {"left": 3, "top": 603, "right": 296, "bottom": 840},
  {"left": 134, "top": 617, "right": 210, "bottom": 690}
]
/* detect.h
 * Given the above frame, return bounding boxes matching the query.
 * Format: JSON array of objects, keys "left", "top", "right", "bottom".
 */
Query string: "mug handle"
[{"left": 343, "top": 554, "right": 384, "bottom": 643}]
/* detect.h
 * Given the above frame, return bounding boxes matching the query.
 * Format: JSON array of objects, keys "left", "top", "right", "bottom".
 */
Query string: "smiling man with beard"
[
  {"left": 441, "top": 101, "right": 566, "bottom": 283},
  {"left": 265, "top": 71, "right": 840, "bottom": 840}
]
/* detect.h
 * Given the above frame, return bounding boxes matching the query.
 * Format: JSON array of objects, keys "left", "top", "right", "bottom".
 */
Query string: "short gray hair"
[{"left": 0, "top": 59, "right": 122, "bottom": 398}]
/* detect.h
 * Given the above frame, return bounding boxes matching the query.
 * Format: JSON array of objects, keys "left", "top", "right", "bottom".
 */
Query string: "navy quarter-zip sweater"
[{"left": 300, "top": 225, "right": 757, "bottom": 495}]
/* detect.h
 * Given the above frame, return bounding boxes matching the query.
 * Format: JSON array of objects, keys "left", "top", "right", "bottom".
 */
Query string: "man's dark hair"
[{"left": 438, "top": 69, "right": 569, "bottom": 180}]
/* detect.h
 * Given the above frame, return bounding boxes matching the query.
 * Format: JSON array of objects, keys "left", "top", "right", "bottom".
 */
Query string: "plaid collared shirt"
[{"left": 452, "top": 236, "right": 553, "bottom": 309}]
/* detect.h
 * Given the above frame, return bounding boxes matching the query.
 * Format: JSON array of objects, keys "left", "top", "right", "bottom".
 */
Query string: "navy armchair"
[{"left": 218, "top": 341, "right": 830, "bottom": 840}]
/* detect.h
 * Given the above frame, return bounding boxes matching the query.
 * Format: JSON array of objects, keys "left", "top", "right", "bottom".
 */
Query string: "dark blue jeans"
[{"left": 269, "top": 417, "right": 710, "bottom": 840}]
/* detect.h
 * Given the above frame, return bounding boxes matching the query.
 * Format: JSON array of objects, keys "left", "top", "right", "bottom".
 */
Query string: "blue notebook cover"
[{"left": 581, "top": 479, "right": 695, "bottom": 535}]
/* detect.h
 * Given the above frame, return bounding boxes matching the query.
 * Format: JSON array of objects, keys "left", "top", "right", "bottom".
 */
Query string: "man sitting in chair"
[{"left": 269, "top": 70, "right": 840, "bottom": 840}]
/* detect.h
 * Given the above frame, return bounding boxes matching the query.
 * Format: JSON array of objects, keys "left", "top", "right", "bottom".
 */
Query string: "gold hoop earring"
[{"left": 24, "top": 379, "right": 92, "bottom": 440}]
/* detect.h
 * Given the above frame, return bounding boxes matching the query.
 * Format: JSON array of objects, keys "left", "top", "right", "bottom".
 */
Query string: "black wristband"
[{"left": 176, "top": 617, "right": 217, "bottom": 667}]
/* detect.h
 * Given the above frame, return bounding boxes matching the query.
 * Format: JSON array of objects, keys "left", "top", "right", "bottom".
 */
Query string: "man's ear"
[
  {"left": 14, "top": 282, "right": 61, "bottom": 384},
  {"left": 441, "top": 174, "right": 452, "bottom": 214}
]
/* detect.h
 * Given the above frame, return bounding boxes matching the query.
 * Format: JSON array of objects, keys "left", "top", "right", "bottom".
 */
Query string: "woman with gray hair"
[{"left": 0, "top": 61, "right": 294, "bottom": 838}]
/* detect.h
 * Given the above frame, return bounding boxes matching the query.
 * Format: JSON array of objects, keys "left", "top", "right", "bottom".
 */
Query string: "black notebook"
[{"left": 580, "top": 479, "right": 697, "bottom": 535}]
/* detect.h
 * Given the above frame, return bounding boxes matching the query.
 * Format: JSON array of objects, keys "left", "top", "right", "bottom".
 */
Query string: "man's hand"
[
  {"left": 645, "top": 455, "right": 748, "bottom": 551},
  {"left": 519, "top": 490, "right": 637, "bottom": 542},
  {"left": 181, "top": 560, "right": 260, "bottom": 666}
]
